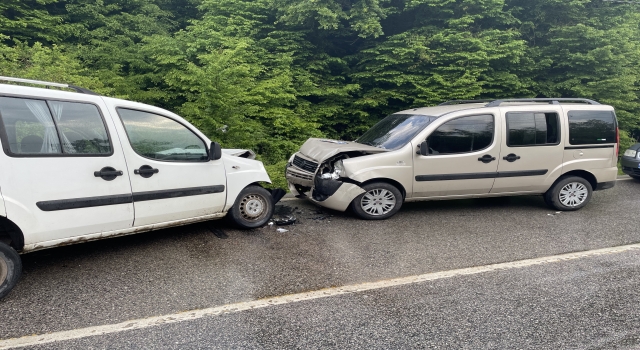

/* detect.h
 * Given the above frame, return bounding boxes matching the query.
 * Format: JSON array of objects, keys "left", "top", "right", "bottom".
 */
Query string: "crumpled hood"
[
  {"left": 299, "top": 138, "right": 388, "bottom": 162},
  {"left": 222, "top": 148, "right": 256, "bottom": 159}
]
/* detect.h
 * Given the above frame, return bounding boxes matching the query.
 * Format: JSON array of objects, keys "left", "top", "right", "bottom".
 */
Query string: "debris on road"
[
  {"left": 274, "top": 215, "right": 296, "bottom": 226},
  {"left": 276, "top": 228, "right": 289, "bottom": 233}
]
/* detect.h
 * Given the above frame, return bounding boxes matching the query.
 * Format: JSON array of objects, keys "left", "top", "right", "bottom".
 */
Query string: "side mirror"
[
  {"left": 419, "top": 141, "right": 429, "bottom": 156},
  {"left": 210, "top": 142, "right": 222, "bottom": 161}
]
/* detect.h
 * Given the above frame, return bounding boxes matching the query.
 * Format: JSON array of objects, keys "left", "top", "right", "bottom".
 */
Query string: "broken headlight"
[{"left": 320, "top": 160, "right": 345, "bottom": 180}]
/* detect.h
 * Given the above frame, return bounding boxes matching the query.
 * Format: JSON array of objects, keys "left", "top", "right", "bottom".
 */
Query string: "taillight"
[{"left": 616, "top": 127, "right": 620, "bottom": 156}]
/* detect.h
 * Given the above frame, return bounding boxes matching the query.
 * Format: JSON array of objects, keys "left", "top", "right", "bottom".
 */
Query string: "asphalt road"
[{"left": 1, "top": 177, "right": 640, "bottom": 349}]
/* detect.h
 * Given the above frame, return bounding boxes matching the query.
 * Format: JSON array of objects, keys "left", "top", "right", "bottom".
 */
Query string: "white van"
[
  {"left": 0, "top": 77, "right": 278, "bottom": 299},
  {"left": 286, "top": 99, "right": 619, "bottom": 220}
]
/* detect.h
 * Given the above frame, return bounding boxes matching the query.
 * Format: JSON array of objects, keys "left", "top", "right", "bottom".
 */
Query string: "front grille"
[
  {"left": 293, "top": 155, "right": 319, "bottom": 173},
  {"left": 623, "top": 166, "right": 640, "bottom": 176},
  {"left": 286, "top": 168, "right": 313, "bottom": 181}
]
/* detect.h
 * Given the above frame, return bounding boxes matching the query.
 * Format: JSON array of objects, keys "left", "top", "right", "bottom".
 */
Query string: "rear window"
[
  {"left": 506, "top": 112, "right": 559, "bottom": 146},
  {"left": 568, "top": 110, "right": 616, "bottom": 145}
]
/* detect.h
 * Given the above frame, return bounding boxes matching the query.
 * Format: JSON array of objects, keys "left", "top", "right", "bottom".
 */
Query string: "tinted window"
[
  {"left": 568, "top": 111, "right": 616, "bottom": 145},
  {"left": 117, "top": 108, "right": 207, "bottom": 162},
  {"left": 0, "top": 96, "right": 61, "bottom": 154},
  {"left": 507, "top": 112, "right": 559, "bottom": 146},
  {"left": 356, "top": 114, "right": 437, "bottom": 150},
  {"left": 427, "top": 115, "right": 494, "bottom": 154},
  {"left": 49, "top": 101, "right": 111, "bottom": 154}
]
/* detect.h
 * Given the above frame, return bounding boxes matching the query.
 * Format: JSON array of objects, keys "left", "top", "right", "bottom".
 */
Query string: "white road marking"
[
  {"left": 2, "top": 243, "right": 640, "bottom": 349},
  {"left": 617, "top": 176, "right": 635, "bottom": 181}
]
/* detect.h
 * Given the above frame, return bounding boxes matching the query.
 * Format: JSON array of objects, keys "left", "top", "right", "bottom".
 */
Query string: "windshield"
[{"left": 356, "top": 114, "right": 437, "bottom": 150}]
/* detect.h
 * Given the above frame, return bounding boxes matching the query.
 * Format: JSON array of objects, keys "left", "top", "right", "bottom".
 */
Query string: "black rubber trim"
[
  {"left": 132, "top": 185, "right": 225, "bottom": 202},
  {"left": 594, "top": 181, "right": 616, "bottom": 191},
  {"left": 37, "top": 185, "right": 225, "bottom": 211},
  {"left": 564, "top": 145, "right": 614, "bottom": 150},
  {"left": 37, "top": 194, "right": 133, "bottom": 211},
  {"left": 496, "top": 170, "right": 548, "bottom": 178},
  {"left": 416, "top": 170, "right": 548, "bottom": 181},
  {"left": 415, "top": 172, "right": 496, "bottom": 181}
]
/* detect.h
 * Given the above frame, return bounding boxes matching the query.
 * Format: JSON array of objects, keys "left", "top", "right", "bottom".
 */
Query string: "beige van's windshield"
[{"left": 356, "top": 114, "right": 436, "bottom": 150}]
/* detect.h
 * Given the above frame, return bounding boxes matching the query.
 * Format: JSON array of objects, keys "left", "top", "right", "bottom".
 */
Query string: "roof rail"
[
  {"left": 484, "top": 98, "right": 600, "bottom": 107},
  {"left": 0, "top": 76, "right": 100, "bottom": 96},
  {"left": 440, "top": 98, "right": 601, "bottom": 107},
  {"left": 439, "top": 99, "right": 494, "bottom": 106}
]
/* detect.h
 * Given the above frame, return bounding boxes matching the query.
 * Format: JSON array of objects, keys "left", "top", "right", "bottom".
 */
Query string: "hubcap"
[
  {"left": 0, "top": 258, "right": 7, "bottom": 284},
  {"left": 361, "top": 188, "right": 396, "bottom": 216},
  {"left": 559, "top": 182, "right": 588, "bottom": 207},
  {"left": 239, "top": 194, "right": 267, "bottom": 221}
]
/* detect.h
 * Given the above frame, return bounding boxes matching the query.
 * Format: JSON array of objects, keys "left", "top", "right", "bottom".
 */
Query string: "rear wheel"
[
  {"left": 351, "top": 182, "right": 403, "bottom": 220},
  {"left": 229, "top": 186, "right": 274, "bottom": 229},
  {"left": 544, "top": 176, "right": 593, "bottom": 211},
  {"left": 0, "top": 242, "right": 21, "bottom": 300}
]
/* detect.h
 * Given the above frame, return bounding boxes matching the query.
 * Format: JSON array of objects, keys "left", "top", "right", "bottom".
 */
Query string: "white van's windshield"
[{"left": 356, "top": 114, "right": 437, "bottom": 150}]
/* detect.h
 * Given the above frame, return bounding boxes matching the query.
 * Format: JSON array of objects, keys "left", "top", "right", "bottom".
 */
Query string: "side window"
[
  {"left": 117, "top": 108, "right": 208, "bottom": 162},
  {"left": 49, "top": 101, "right": 112, "bottom": 154},
  {"left": 0, "top": 96, "right": 62, "bottom": 154},
  {"left": 506, "top": 112, "right": 559, "bottom": 146},
  {"left": 568, "top": 110, "right": 616, "bottom": 145},
  {"left": 427, "top": 114, "right": 494, "bottom": 155}
]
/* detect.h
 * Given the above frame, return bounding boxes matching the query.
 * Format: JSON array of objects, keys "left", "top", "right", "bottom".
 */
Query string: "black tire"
[
  {"left": 0, "top": 242, "right": 21, "bottom": 300},
  {"left": 350, "top": 182, "right": 403, "bottom": 220},
  {"left": 630, "top": 175, "right": 640, "bottom": 181},
  {"left": 544, "top": 176, "right": 593, "bottom": 211},
  {"left": 229, "top": 186, "right": 274, "bottom": 229}
]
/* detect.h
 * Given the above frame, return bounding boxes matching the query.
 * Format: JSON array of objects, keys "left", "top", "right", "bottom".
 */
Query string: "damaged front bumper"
[{"left": 287, "top": 164, "right": 365, "bottom": 212}]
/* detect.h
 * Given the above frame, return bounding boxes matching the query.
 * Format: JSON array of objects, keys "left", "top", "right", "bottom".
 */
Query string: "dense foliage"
[{"left": 2, "top": 0, "right": 639, "bottom": 187}]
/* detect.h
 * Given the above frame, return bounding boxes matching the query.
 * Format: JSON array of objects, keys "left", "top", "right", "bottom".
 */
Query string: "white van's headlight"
[{"left": 624, "top": 149, "right": 637, "bottom": 158}]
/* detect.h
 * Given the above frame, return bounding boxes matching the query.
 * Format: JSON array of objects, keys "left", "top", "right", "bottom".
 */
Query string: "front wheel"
[
  {"left": 544, "top": 176, "right": 593, "bottom": 211},
  {"left": 350, "top": 182, "right": 403, "bottom": 220},
  {"left": 0, "top": 242, "right": 21, "bottom": 300},
  {"left": 229, "top": 186, "right": 274, "bottom": 229}
]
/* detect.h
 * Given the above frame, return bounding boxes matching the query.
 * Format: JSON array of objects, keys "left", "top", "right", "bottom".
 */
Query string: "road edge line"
[{"left": 2, "top": 243, "right": 640, "bottom": 349}]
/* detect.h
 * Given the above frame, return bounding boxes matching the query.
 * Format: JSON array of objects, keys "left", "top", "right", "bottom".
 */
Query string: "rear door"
[
  {"left": 491, "top": 106, "right": 564, "bottom": 193},
  {"left": 412, "top": 114, "right": 500, "bottom": 198},
  {"left": 0, "top": 95, "right": 134, "bottom": 245},
  {"left": 562, "top": 108, "right": 618, "bottom": 170},
  {"left": 108, "top": 105, "right": 227, "bottom": 227}
]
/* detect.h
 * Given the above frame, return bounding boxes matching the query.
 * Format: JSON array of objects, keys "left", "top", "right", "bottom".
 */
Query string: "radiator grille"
[{"left": 292, "top": 155, "right": 319, "bottom": 173}]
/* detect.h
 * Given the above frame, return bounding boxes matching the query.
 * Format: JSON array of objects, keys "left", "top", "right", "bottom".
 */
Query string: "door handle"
[
  {"left": 477, "top": 155, "right": 496, "bottom": 163},
  {"left": 134, "top": 165, "right": 159, "bottom": 178},
  {"left": 503, "top": 153, "right": 521, "bottom": 162},
  {"left": 94, "top": 167, "right": 123, "bottom": 181}
]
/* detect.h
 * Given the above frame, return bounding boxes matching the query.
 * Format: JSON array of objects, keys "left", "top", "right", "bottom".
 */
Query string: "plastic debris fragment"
[
  {"left": 274, "top": 215, "right": 297, "bottom": 226},
  {"left": 276, "top": 228, "right": 288, "bottom": 233}
]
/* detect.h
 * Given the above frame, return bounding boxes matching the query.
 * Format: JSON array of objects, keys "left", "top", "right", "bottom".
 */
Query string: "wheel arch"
[
  {"left": 0, "top": 217, "right": 24, "bottom": 252},
  {"left": 360, "top": 178, "right": 407, "bottom": 200},
  {"left": 554, "top": 170, "right": 597, "bottom": 191}
]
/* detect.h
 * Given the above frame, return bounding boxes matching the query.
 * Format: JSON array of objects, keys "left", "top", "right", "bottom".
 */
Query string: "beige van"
[{"left": 285, "top": 99, "right": 619, "bottom": 220}]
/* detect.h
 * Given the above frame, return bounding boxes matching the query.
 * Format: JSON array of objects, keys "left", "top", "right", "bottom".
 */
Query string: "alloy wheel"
[
  {"left": 360, "top": 188, "right": 397, "bottom": 216},
  {"left": 559, "top": 182, "right": 589, "bottom": 207}
]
